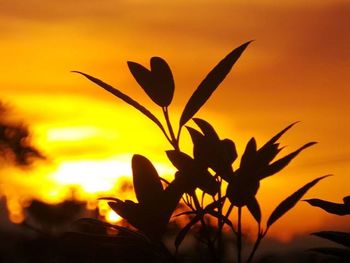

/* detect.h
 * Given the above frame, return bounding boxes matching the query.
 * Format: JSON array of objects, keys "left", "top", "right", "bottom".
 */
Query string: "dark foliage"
[
  {"left": 0, "top": 102, "right": 44, "bottom": 166},
  {"left": 305, "top": 196, "right": 350, "bottom": 261},
  {"left": 73, "top": 42, "right": 331, "bottom": 263}
]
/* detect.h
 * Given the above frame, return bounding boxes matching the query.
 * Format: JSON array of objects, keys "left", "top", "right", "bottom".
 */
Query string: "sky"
[{"left": 0, "top": 0, "right": 349, "bottom": 241}]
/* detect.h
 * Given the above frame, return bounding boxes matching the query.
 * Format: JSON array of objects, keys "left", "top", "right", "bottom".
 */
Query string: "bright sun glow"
[{"left": 51, "top": 158, "right": 132, "bottom": 193}]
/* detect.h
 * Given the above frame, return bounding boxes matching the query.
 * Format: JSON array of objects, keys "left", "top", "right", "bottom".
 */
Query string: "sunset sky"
[{"left": 0, "top": 0, "right": 349, "bottom": 241}]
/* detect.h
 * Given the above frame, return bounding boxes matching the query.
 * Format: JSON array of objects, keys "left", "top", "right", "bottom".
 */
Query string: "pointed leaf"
[
  {"left": 267, "top": 175, "right": 330, "bottom": 228},
  {"left": 193, "top": 118, "right": 220, "bottom": 141},
  {"left": 206, "top": 210, "right": 234, "bottom": 229},
  {"left": 72, "top": 71, "right": 166, "bottom": 133},
  {"left": 132, "top": 154, "right": 163, "bottom": 204},
  {"left": 186, "top": 126, "right": 208, "bottom": 162},
  {"left": 179, "top": 41, "right": 252, "bottom": 127},
  {"left": 108, "top": 200, "right": 140, "bottom": 227},
  {"left": 247, "top": 197, "right": 261, "bottom": 223},
  {"left": 175, "top": 214, "right": 202, "bottom": 250},
  {"left": 240, "top": 137, "right": 257, "bottom": 168},
  {"left": 310, "top": 247, "right": 350, "bottom": 259},
  {"left": 312, "top": 231, "right": 350, "bottom": 247},
  {"left": 260, "top": 122, "right": 299, "bottom": 149},
  {"left": 166, "top": 150, "right": 192, "bottom": 170},
  {"left": 261, "top": 142, "right": 317, "bottom": 179},
  {"left": 304, "top": 198, "right": 350, "bottom": 216},
  {"left": 174, "top": 211, "right": 196, "bottom": 217},
  {"left": 257, "top": 143, "right": 281, "bottom": 167}
]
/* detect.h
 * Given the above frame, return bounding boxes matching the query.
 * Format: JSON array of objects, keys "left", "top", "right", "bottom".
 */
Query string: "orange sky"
[{"left": 0, "top": 0, "right": 349, "bottom": 241}]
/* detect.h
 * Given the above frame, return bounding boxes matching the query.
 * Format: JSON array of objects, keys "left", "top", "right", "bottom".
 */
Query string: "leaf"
[
  {"left": 267, "top": 175, "right": 330, "bottom": 228},
  {"left": 74, "top": 218, "right": 150, "bottom": 240},
  {"left": 174, "top": 211, "right": 196, "bottom": 217},
  {"left": 193, "top": 118, "right": 220, "bottom": 141},
  {"left": 309, "top": 247, "right": 350, "bottom": 259},
  {"left": 304, "top": 198, "right": 350, "bottom": 216},
  {"left": 312, "top": 231, "right": 350, "bottom": 247},
  {"left": 166, "top": 150, "right": 192, "bottom": 170},
  {"left": 72, "top": 71, "right": 166, "bottom": 133},
  {"left": 247, "top": 197, "right": 261, "bottom": 223},
  {"left": 108, "top": 200, "right": 139, "bottom": 222},
  {"left": 344, "top": 196, "right": 350, "bottom": 205},
  {"left": 179, "top": 41, "right": 252, "bottom": 127},
  {"left": 206, "top": 210, "right": 234, "bottom": 229},
  {"left": 186, "top": 126, "right": 208, "bottom": 162},
  {"left": 127, "top": 57, "right": 174, "bottom": 107},
  {"left": 260, "top": 122, "right": 299, "bottom": 150},
  {"left": 240, "top": 137, "right": 257, "bottom": 169},
  {"left": 175, "top": 214, "right": 202, "bottom": 250},
  {"left": 257, "top": 143, "right": 281, "bottom": 167},
  {"left": 132, "top": 154, "right": 163, "bottom": 205},
  {"left": 150, "top": 57, "right": 175, "bottom": 106},
  {"left": 261, "top": 142, "right": 317, "bottom": 179}
]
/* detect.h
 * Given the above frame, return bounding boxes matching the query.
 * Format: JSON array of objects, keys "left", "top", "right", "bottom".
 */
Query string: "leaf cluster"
[
  {"left": 73, "top": 42, "right": 329, "bottom": 263},
  {"left": 305, "top": 196, "right": 350, "bottom": 261}
]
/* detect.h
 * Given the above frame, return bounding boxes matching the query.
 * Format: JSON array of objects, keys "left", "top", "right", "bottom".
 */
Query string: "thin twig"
[{"left": 237, "top": 207, "right": 242, "bottom": 263}]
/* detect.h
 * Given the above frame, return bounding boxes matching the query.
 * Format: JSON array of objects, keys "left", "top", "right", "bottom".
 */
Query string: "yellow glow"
[
  {"left": 0, "top": 0, "right": 348, "bottom": 242},
  {"left": 51, "top": 159, "right": 132, "bottom": 193},
  {"left": 105, "top": 209, "right": 122, "bottom": 224},
  {"left": 46, "top": 126, "right": 101, "bottom": 142}
]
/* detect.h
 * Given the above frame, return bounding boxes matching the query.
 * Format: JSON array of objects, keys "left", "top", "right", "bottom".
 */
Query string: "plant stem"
[
  {"left": 163, "top": 107, "right": 179, "bottom": 151},
  {"left": 193, "top": 193, "right": 217, "bottom": 262},
  {"left": 216, "top": 178, "right": 224, "bottom": 263},
  {"left": 246, "top": 234, "right": 262, "bottom": 263},
  {"left": 237, "top": 207, "right": 242, "bottom": 263},
  {"left": 247, "top": 228, "right": 267, "bottom": 263}
]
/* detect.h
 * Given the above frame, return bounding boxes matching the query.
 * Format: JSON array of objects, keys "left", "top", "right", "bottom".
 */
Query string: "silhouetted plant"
[
  {"left": 73, "top": 41, "right": 329, "bottom": 262},
  {"left": 305, "top": 196, "right": 350, "bottom": 261}
]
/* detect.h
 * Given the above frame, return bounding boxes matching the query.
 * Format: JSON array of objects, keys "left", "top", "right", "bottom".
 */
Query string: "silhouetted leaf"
[
  {"left": 344, "top": 196, "right": 350, "bottom": 205},
  {"left": 257, "top": 143, "right": 281, "bottom": 167},
  {"left": 260, "top": 122, "right": 299, "bottom": 150},
  {"left": 310, "top": 247, "right": 350, "bottom": 259},
  {"left": 179, "top": 41, "right": 252, "bottom": 127},
  {"left": 267, "top": 175, "right": 330, "bottom": 228},
  {"left": 312, "top": 231, "right": 350, "bottom": 247},
  {"left": 72, "top": 71, "right": 166, "bottom": 133},
  {"left": 206, "top": 210, "right": 234, "bottom": 229},
  {"left": 304, "top": 198, "right": 350, "bottom": 216},
  {"left": 166, "top": 150, "right": 192, "bottom": 170},
  {"left": 193, "top": 118, "right": 219, "bottom": 141},
  {"left": 240, "top": 137, "right": 257, "bottom": 168},
  {"left": 247, "top": 197, "right": 261, "bottom": 223},
  {"left": 108, "top": 200, "right": 140, "bottom": 226},
  {"left": 226, "top": 172, "right": 260, "bottom": 207},
  {"left": 261, "top": 142, "right": 317, "bottom": 179},
  {"left": 174, "top": 211, "right": 196, "bottom": 217},
  {"left": 74, "top": 218, "right": 150, "bottom": 240},
  {"left": 132, "top": 154, "right": 163, "bottom": 205},
  {"left": 175, "top": 214, "right": 202, "bottom": 250},
  {"left": 127, "top": 57, "right": 174, "bottom": 107}
]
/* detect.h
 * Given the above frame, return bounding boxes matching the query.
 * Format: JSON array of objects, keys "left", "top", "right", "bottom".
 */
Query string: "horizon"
[{"left": 0, "top": 0, "right": 349, "bottom": 248}]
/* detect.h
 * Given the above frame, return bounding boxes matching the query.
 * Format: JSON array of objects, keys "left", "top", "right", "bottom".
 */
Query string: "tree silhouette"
[{"left": 0, "top": 102, "right": 44, "bottom": 167}]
